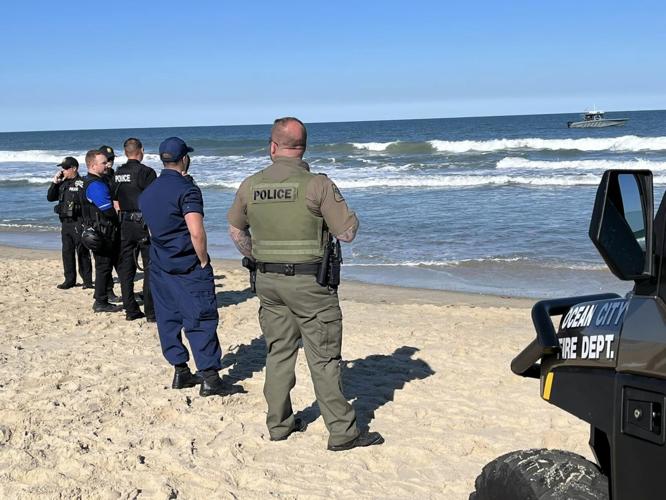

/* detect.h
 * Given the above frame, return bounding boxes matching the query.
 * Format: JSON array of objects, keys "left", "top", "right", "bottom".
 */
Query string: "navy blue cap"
[
  {"left": 98, "top": 145, "right": 116, "bottom": 160},
  {"left": 159, "top": 137, "right": 194, "bottom": 163}
]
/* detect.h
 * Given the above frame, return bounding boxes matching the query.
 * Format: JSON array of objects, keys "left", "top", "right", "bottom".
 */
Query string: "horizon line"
[{"left": 1, "top": 107, "right": 663, "bottom": 135}]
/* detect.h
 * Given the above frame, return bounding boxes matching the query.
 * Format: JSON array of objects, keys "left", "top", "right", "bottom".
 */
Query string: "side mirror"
[{"left": 589, "top": 170, "right": 653, "bottom": 281}]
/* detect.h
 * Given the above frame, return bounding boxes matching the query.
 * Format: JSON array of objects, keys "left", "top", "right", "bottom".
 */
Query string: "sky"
[{"left": 1, "top": 0, "right": 665, "bottom": 132}]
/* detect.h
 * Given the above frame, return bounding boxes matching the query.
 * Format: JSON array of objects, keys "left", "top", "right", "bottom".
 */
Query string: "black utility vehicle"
[{"left": 471, "top": 170, "right": 666, "bottom": 500}]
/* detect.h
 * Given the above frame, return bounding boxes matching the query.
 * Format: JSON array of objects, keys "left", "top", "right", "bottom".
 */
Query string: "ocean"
[{"left": 2, "top": 110, "right": 665, "bottom": 298}]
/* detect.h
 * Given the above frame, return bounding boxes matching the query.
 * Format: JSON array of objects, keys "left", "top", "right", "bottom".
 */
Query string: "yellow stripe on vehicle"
[{"left": 543, "top": 372, "right": 554, "bottom": 401}]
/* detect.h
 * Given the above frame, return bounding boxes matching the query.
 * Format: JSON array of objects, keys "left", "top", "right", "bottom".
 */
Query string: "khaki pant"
[{"left": 256, "top": 271, "right": 359, "bottom": 446}]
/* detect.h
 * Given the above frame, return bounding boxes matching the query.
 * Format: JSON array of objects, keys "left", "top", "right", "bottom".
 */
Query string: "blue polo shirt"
[
  {"left": 139, "top": 169, "right": 204, "bottom": 273},
  {"left": 85, "top": 176, "right": 113, "bottom": 211}
]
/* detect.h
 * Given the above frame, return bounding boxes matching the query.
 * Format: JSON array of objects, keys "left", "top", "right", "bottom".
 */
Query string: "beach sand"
[{"left": 0, "top": 246, "right": 592, "bottom": 499}]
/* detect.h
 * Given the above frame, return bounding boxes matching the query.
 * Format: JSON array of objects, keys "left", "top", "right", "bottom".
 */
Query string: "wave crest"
[
  {"left": 430, "top": 135, "right": 666, "bottom": 153},
  {"left": 497, "top": 157, "right": 666, "bottom": 171}
]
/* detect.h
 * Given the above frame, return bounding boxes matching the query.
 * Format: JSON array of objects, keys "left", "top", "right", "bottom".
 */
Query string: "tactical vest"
[
  {"left": 246, "top": 170, "right": 326, "bottom": 263},
  {"left": 113, "top": 161, "right": 145, "bottom": 211},
  {"left": 82, "top": 175, "right": 117, "bottom": 237},
  {"left": 55, "top": 176, "right": 85, "bottom": 221}
]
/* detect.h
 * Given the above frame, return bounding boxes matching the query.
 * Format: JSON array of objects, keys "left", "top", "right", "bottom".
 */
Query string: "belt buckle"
[{"left": 284, "top": 264, "right": 295, "bottom": 276}]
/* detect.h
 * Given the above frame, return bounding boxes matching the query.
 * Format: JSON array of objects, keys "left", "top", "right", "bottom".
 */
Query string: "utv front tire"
[{"left": 470, "top": 449, "right": 609, "bottom": 500}]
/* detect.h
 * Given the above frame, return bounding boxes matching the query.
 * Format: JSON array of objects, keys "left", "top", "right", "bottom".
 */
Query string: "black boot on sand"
[
  {"left": 327, "top": 432, "right": 385, "bottom": 452},
  {"left": 199, "top": 370, "right": 246, "bottom": 397},
  {"left": 172, "top": 365, "right": 203, "bottom": 389}
]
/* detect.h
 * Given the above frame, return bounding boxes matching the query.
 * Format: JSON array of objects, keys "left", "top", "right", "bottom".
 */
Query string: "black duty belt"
[
  {"left": 120, "top": 211, "right": 143, "bottom": 223},
  {"left": 257, "top": 262, "right": 320, "bottom": 276}
]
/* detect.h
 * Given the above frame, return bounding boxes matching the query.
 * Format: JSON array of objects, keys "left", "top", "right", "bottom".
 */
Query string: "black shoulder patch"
[{"left": 332, "top": 183, "right": 344, "bottom": 202}]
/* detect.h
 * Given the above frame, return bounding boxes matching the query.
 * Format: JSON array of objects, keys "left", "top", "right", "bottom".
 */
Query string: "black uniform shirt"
[{"left": 112, "top": 160, "right": 157, "bottom": 212}]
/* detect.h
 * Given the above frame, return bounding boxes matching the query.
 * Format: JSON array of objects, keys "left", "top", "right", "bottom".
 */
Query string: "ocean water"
[{"left": 2, "top": 110, "right": 665, "bottom": 298}]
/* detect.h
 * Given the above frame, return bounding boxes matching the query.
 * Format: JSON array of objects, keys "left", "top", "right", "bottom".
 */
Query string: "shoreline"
[
  {"left": 0, "top": 224, "right": 629, "bottom": 301},
  {"left": 0, "top": 244, "right": 534, "bottom": 309}
]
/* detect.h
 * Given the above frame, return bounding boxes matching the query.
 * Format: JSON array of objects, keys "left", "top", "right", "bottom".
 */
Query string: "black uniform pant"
[
  {"left": 61, "top": 220, "right": 92, "bottom": 285},
  {"left": 93, "top": 235, "right": 119, "bottom": 304},
  {"left": 118, "top": 221, "right": 154, "bottom": 318}
]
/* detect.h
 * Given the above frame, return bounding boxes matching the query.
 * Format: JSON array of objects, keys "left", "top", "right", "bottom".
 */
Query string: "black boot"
[
  {"left": 126, "top": 310, "right": 145, "bottom": 321},
  {"left": 199, "top": 370, "right": 246, "bottom": 397},
  {"left": 92, "top": 301, "right": 122, "bottom": 313},
  {"left": 270, "top": 418, "right": 308, "bottom": 441},
  {"left": 172, "top": 365, "right": 203, "bottom": 389},
  {"left": 107, "top": 289, "right": 121, "bottom": 303},
  {"left": 57, "top": 281, "right": 76, "bottom": 289},
  {"left": 327, "top": 432, "right": 385, "bottom": 452}
]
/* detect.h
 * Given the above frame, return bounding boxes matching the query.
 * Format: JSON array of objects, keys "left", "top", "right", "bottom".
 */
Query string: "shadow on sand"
[
  {"left": 216, "top": 287, "right": 254, "bottom": 308},
  {"left": 219, "top": 338, "right": 435, "bottom": 433},
  {"left": 296, "top": 346, "right": 435, "bottom": 432},
  {"left": 221, "top": 336, "right": 267, "bottom": 385}
]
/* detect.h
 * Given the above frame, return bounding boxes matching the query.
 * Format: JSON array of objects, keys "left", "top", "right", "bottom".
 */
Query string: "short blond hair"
[{"left": 85, "top": 149, "right": 102, "bottom": 167}]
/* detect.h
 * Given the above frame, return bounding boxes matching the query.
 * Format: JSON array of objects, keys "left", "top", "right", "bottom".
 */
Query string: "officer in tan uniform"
[{"left": 228, "top": 117, "right": 384, "bottom": 451}]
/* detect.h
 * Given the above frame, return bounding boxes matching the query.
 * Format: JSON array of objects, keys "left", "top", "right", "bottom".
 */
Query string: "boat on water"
[{"left": 567, "top": 110, "right": 628, "bottom": 128}]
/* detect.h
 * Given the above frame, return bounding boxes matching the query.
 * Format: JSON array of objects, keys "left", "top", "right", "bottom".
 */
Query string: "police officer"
[
  {"left": 47, "top": 156, "right": 92, "bottom": 289},
  {"left": 227, "top": 117, "right": 383, "bottom": 450},
  {"left": 81, "top": 149, "right": 122, "bottom": 313},
  {"left": 98, "top": 145, "right": 117, "bottom": 181},
  {"left": 112, "top": 138, "right": 156, "bottom": 321},
  {"left": 99, "top": 144, "right": 120, "bottom": 302},
  {"left": 140, "top": 137, "right": 244, "bottom": 397}
]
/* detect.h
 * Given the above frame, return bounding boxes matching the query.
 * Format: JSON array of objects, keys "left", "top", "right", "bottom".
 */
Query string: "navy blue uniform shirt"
[{"left": 139, "top": 169, "right": 204, "bottom": 273}]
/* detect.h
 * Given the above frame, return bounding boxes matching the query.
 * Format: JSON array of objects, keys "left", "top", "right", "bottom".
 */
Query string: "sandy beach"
[{"left": 0, "top": 245, "right": 592, "bottom": 499}]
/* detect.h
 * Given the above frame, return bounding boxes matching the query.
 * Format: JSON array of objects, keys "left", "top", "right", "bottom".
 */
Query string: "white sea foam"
[
  {"left": 429, "top": 135, "right": 666, "bottom": 153},
  {"left": 116, "top": 173, "right": 666, "bottom": 189},
  {"left": 0, "top": 150, "right": 82, "bottom": 163},
  {"left": 351, "top": 141, "right": 400, "bottom": 151},
  {"left": 5, "top": 170, "right": 666, "bottom": 188},
  {"left": 0, "top": 222, "right": 56, "bottom": 231},
  {"left": 346, "top": 257, "right": 607, "bottom": 270},
  {"left": 0, "top": 176, "right": 55, "bottom": 184},
  {"left": 0, "top": 150, "right": 246, "bottom": 166},
  {"left": 333, "top": 174, "right": 604, "bottom": 188},
  {"left": 347, "top": 257, "right": 525, "bottom": 267},
  {"left": 497, "top": 157, "right": 666, "bottom": 171},
  {"left": 196, "top": 180, "right": 242, "bottom": 189},
  {"left": 348, "top": 136, "right": 666, "bottom": 153}
]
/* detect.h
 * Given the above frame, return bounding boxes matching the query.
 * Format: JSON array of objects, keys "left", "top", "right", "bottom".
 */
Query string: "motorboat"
[{"left": 567, "top": 110, "right": 628, "bottom": 128}]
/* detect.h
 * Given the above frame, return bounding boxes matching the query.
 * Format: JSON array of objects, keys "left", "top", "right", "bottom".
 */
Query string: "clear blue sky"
[{"left": 1, "top": 0, "right": 664, "bottom": 132}]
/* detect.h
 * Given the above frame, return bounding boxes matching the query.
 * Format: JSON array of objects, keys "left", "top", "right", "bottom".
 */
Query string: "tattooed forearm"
[
  {"left": 335, "top": 218, "right": 359, "bottom": 243},
  {"left": 228, "top": 225, "right": 253, "bottom": 258}
]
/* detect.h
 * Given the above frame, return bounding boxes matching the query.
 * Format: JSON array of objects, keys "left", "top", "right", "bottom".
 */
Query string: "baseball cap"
[
  {"left": 159, "top": 137, "right": 194, "bottom": 163},
  {"left": 57, "top": 157, "right": 79, "bottom": 169},
  {"left": 98, "top": 145, "right": 116, "bottom": 160}
]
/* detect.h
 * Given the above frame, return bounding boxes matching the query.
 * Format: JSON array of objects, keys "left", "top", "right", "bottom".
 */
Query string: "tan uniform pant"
[{"left": 256, "top": 271, "right": 359, "bottom": 446}]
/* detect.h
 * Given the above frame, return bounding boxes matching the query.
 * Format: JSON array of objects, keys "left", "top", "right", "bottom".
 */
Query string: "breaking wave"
[
  {"left": 195, "top": 174, "right": 653, "bottom": 189},
  {"left": 350, "top": 136, "right": 666, "bottom": 153},
  {"left": 497, "top": 157, "right": 666, "bottom": 171},
  {"left": 334, "top": 174, "right": 603, "bottom": 188},
  {"left": 430, "top": 136, "right": 666, "bottom": 152},
  {"left": 0, "top": 150, "right": 80, "bottom": 164}
]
